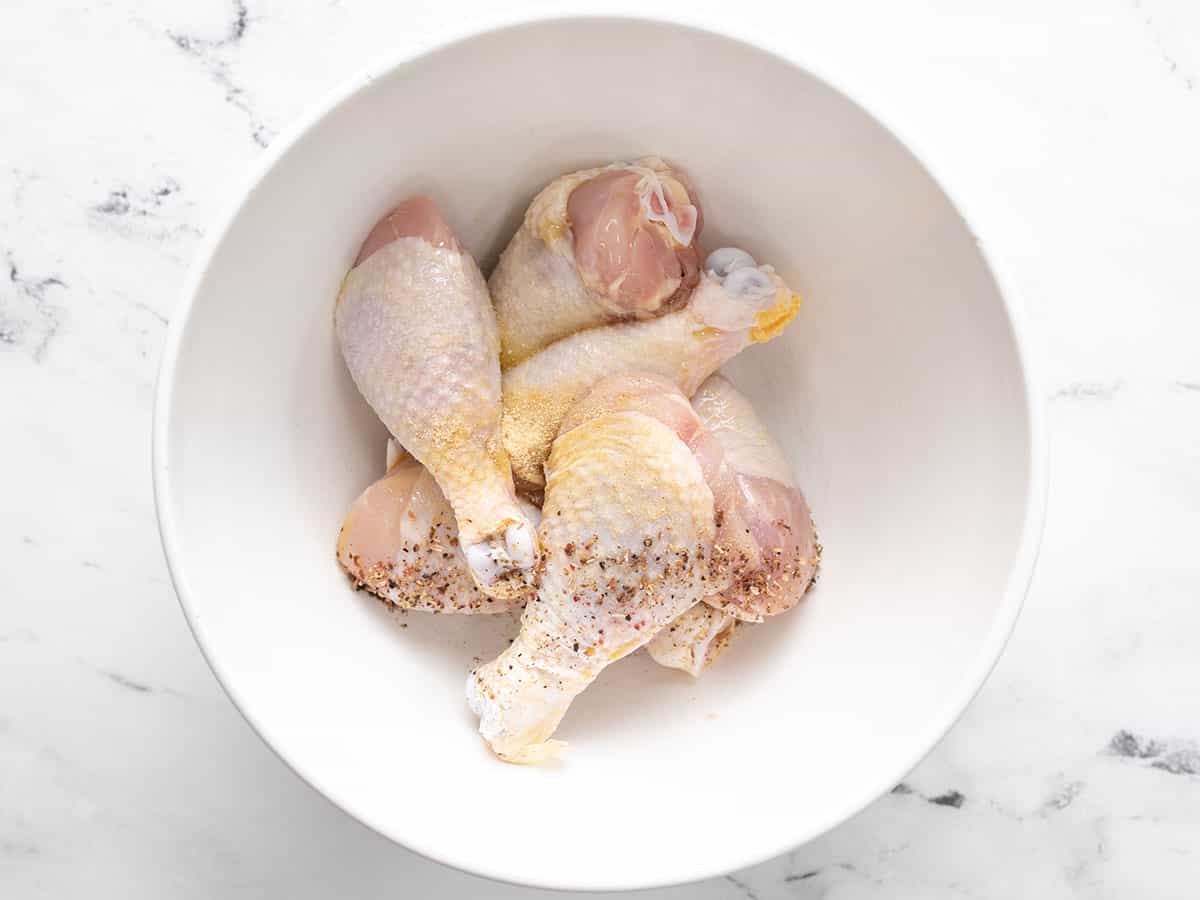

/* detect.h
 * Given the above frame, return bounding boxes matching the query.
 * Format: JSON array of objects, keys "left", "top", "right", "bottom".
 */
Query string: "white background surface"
[{"left": 1, "top": 1, "right": 1197, "bottom": 897}]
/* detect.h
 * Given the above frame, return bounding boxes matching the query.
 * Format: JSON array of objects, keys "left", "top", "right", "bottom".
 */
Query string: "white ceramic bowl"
[{"left": 154, "top": 14, "right": 1045, "bottom": 892}]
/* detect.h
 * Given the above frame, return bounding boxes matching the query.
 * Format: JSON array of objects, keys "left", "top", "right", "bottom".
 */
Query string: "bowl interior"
[{"left": 159, "top": 17, "right": 1035, "bottom": 891}]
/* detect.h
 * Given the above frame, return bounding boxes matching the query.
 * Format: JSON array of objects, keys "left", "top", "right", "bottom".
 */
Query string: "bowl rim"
[{"left": 152, "top": 8, "right": 1048, "bottom": 892}]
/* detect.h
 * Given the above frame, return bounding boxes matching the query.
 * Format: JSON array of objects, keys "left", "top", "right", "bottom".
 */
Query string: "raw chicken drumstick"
[
  {"left": 647, "top": 374, "right": 820, "bottom": 673},
  {"left": 560, "top": 372, "right": 819, "bottom": 671},
  {"left": 501, "top": 247, "right": 803, "bottom": 492},
  {"left": 336, "top": 450, "right": 538, "bottom": 614},
  {"left": 466, "top": 407, "right": 716, "bottom": 763},
  {"left": 687, "top": 373, "right": 820, "bottom": 621},
  {"left": 335, "top": 196, "right": 539, "bottom": 600},
  {"left": 490, "top": 158, "right": 701, "bottom": 368}
]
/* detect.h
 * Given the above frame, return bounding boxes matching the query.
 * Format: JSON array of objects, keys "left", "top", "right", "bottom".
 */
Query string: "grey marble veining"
[
  {"left": 166, "top": 0, "right": 276, "bottom": 147},
  {"left": 1, "top": 253, "right": 66, "bottom": 361},
  {"left": 2, "top": 0, "right": 1199, "bottom": 897}
]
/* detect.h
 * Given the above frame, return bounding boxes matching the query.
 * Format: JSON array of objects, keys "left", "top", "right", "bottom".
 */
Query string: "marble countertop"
[{"left": 3, "top": 0, "right": 1198, "bottom": 896}]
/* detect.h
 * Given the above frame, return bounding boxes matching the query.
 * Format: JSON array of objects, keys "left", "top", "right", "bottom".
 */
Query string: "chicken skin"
[
  {"left": 489, "top": 158, "right": 701, "bottom": 368},
  {"left": 335, "top": 196, "right": 539, "bottom": 599},
  {"left": 644, "top": 603, "right": 740, "bottom": 677},
  {"left": 501, "top": 247, "right": 802, "bottom": 492},
  {"left": 466, "top": 409, "right": 716, "bottom": 763}
]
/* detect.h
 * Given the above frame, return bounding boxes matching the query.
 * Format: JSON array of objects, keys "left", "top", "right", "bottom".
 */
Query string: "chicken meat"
[
  {"left": 489, "top": 158, "right": 701, "bottom": 368},
  {"left": 336, "top": 450, "right": 538, "bottom": 614},
  {"left": 466, "top": 407, "right": 716, "bottom": 763},
  {"left": 335, "top": 196, "right": 540, "bottom": 599},
  {"left": 688, "top": 373, "right": 820, "bottom": 622},
  {"left": 564, "top": 372, "right": 820, "bottom": 672}
]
